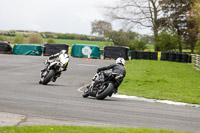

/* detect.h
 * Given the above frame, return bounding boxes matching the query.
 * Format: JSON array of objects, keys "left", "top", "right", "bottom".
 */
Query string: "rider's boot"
[
  {"left": 113, "top": 88, "right": 118, "bottom": 94},
  {"left": 52, "top": 77, "right": 57, "bottom": 82}
]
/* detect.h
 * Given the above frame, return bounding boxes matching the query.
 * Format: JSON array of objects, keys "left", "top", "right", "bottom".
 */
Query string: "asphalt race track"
[{"left": 0, "top": 54, "right": 200, "bottom": 132}]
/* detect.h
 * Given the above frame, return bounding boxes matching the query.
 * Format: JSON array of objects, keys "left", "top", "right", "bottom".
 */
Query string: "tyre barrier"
[
  {"left": 198, "top": 55, "right": 200, "bottom": 66},
  {"left": 160, "top": 52, "right": 168, "bottom": 61},
  {"left": 131, "top": 51, "right": 138, "bottom": 59},
  {"left": 191, "top": 54, "right": 196, "bottom": 64},
  {"left": 13, "top": 44, "right": 42, "bottom": 56},
  {"left": 145, "top": 52, "right": 152, "bottom": 60},
  {"left": 160, "top": 52, "right": 190, "bottom": 63},
  {"left": 175, "top": 53, "right": 182, "bottom": 62},
  {"left": 181, "top": 53, "right": 189, "bottom": 63},
  {"left": 199, "top": 55, "right": 200, "bottom": 67},
  {"left": 131, "top": 51, "right": 158, "bottom": 60},
  {"left": 104, "top": 46, "right": 129, "bottom": 60},
  {"left": 168, "top": 52, "right": 176, "bottom": 61},
  {"left": 71, "top": 44, "right": 100, "bottom": 59},
  {"left": 0, "top": 42, "right": 195, "bottom": 65},
  {"left": 43, "top": 43, "right": 69, "bottom": 56},
  {"left": 191, "top": 54, "right": 200, "bottom": 67},
  {"left": 195, "top": 55, "right": 199, "bottom": 66},
  {"left": 137, "top": 51, "right": 145, "bottom": 59},
  {"left": 152, "top": 52, "right": 158, "bottom": 60},
  {"left": 0, "top": 42, "right": 12, "bottom": 54}
]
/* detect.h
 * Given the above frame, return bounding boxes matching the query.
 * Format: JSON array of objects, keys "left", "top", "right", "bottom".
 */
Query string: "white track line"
[{"left": 78, "top": 85, "right": 200, "bottom": 108}]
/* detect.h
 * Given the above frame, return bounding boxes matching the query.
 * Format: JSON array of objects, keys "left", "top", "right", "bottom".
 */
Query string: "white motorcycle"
[{"left": 39, "top": 53, "right": 69, "bottom": 85}]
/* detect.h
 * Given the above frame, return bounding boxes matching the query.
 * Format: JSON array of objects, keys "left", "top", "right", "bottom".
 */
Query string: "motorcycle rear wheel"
[
  {"left": 42, "top": 70, "right": 55, "bottom": 85},
  {"left": 96, "top": 82, "right": 114, "bottom": 100}
]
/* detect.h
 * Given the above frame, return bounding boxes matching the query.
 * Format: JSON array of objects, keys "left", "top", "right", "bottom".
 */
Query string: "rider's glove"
[{"left": 49, "top": 55, "right": 53, "bottom": 60}]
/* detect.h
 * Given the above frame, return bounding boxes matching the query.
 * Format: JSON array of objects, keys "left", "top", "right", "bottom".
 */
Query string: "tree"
[
  {"left": 159, "top": 0, "right": 196, "bottom": 52},
  {"left": 184, "top": 5, "right": 199, "bottom": 53},
  {"left": 140, "top": 35, "right": 154, "bottom": 44},
  {"left": 91, "top": 20, "right": 112, "bottom": 36},
  {"left": 27, "top": 33, "right": 43, "bottom": 44},
  {"left": 155, "top": 30, "right": 179, "bottom": 51},
  {"left": 127, "top": 31, "right": 140, "bottom": 40},
  {"left": 14, "top": 34, "right": 24, "bottom": 44},
  {"left": 193, "top": 0, "right": 200, "bottom": 53},
  {"left": 106, "top": 0, "right": 162, "bottom": 51},
  {"left": 109, "top": 30, "right": 130, "bottom": 46}
]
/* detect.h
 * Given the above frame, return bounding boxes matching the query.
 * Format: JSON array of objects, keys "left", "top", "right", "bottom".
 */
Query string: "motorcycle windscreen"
[{"left": 59, "top": 54, "right": 69, "bottom": 65}]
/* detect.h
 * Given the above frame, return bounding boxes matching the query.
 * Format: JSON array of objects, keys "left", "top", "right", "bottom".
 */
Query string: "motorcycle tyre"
[
  {"left": 96, "top": 82, "right": 114, "bottom": 100},
  {"left": 82, "top": 89, "right": 90, "bottom": 98},
  {"left": 42, "top": 70, "right": 55, "bottom": 85}
]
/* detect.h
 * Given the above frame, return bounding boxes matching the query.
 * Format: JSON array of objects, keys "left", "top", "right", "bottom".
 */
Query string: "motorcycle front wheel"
[
  {"left": 96, "top": 82, "right": 114, "bottom": 100},
  {"left": 82, "top": 89, "right": 90, "bottom": 98},
  {"left": 42, "top": 69, "right": 55, "bottom": 85}
]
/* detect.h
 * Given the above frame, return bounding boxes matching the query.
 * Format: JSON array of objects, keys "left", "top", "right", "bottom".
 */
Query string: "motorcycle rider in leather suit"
[
  {"left": 40, "top": 50, "right": 69, "bottom": 83},
  {"left": 96, "top": 57, "right": 126, "bottom": 93}
]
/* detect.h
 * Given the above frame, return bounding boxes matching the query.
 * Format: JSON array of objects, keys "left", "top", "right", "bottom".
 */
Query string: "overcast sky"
[{"left": 0, "top": 0, "right": 152, "bottom": 35}]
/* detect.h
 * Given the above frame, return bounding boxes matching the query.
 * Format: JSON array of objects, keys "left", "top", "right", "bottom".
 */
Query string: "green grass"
[
  {"left": 0, "top": 126, "right": 193, "bottom": 133},
  {"left": 119, "top": 60, "right": 200, "bottom": 104},
  {"left": 145, "top": 44, "right": 155, "bottom": 52},
  {"left": 44, "top": 38, "right": 114, "bottom": 49}
]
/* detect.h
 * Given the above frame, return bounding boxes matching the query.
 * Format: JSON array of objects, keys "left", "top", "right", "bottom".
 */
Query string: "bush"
[
  {"left": 0, "top": 36, "right": 7, "bottom": 41},
  {"left": 14, "top": 34, "right": 24, "bottom": 44},
  {"left": 196, "top": 46, "right": 200, "bottom": 54},
  {"left": 128, "top": 40, "right": 147, "bottom": 50},
  {"left": 155, "top": 30, "right": 179, "bottom": 51},
  {"left": 28, "top": 33, "right": 44, "bottom": 44},
  {"left": 47, "top": 38, "right": 56, "bottom": 43}
]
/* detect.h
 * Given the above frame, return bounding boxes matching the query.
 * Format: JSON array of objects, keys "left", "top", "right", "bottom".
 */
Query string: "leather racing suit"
[{"left": 97, "top": 63, "right": 126, "bottom": 91}]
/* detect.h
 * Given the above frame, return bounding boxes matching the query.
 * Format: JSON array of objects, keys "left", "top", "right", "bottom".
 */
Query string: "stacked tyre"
[
  {"left": 0, "top": 42, "right": 12, "bottom": 54},
  {"left": 131, "top": 51, "right": 158, "bottom": 60},
  {"left": 181, "top": 53, "right": 189, "bottom": 63},
  {"left": 160, "top": 52, "right": 168, "bottom": 61},
  {"left": 131, "top": 51, "right": 138, "bottom": 59},
  {"left": 43, "top": 43, "right": 69, "bottom": 56},
  {"left": 104, "top": 46, "right": 129, "bottom": 60},
  {"left": 151, "top": 52, "right": 158, "bottom": 60},
  {"left": 175, "top": 52, "right": 182, "bottom": 62}
]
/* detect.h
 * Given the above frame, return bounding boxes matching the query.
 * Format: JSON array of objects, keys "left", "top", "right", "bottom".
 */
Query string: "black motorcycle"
[{"left": 82, "top": 71, "right": 123, "bottom": 100}]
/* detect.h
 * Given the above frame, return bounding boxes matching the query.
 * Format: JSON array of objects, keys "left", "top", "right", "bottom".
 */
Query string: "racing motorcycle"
[
  {"left": 82, "top": 71, "right": 123, "bottom": 100},
  {"left": 39, "top": 54, "right": 69, "bottom": 85}
]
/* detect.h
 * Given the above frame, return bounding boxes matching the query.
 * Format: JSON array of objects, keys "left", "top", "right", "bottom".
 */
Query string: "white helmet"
[
  {"left": 116, "top": 57, "right": 125, "bottom": 66},
  {"left": 60, "top": 50, "right": 67, "bottom": 54}
]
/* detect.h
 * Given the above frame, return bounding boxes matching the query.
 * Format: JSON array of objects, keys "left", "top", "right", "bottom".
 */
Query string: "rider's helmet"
[
  {"left": 59, "top": 50, "right": 69, "bottom": 59},
  {"left": 116, "top": 57, "right": 125, "bottom": 66},
  {"left": 60, "top": 50, "right": 67, "bottom": 54}
]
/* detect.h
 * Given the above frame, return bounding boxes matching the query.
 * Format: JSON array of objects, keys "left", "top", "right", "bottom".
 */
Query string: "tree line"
[
  {"left": 0, "top": 30, "right": 108, "bottom": 42},
  {"left": 91, "top": 0, "right": 200, "bottom": 53}
]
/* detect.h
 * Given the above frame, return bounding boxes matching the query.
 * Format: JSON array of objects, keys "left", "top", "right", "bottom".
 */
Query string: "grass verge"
[
  {"left": 0, "top": 126, "right": 194, "bottom": 133},
  {"left": 119, "top": 60, "right": 200, "bottom": 104},
  {"left": 43, "top": 38, "right": 114, "bottom": 49}
]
